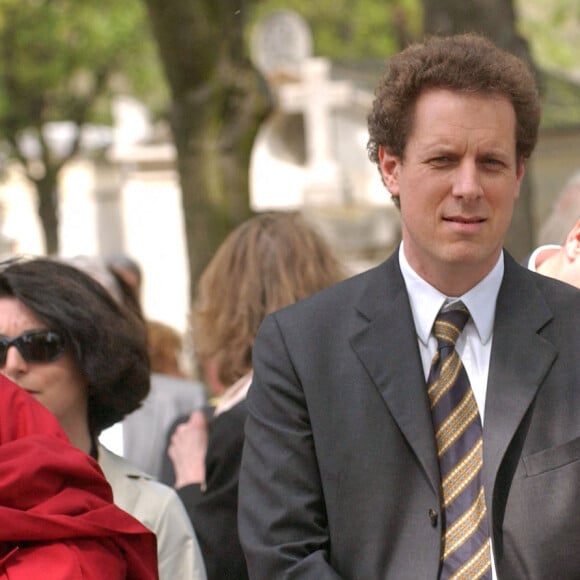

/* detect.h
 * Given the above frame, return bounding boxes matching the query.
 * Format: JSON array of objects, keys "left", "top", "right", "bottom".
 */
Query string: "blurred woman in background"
[{"left": 167, "top": 212, "right": 345, "bottom": 580}]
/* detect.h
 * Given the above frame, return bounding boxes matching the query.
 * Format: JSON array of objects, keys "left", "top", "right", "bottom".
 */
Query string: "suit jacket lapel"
[
  {"left": 349, "top": 253, "right": 441, "bottom": 494},
  {"left": 483, "top": 255, "right": 557, "bottom": 508}
]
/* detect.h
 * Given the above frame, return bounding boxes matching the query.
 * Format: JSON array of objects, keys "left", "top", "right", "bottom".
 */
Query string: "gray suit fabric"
[{"left": 239, "top": 250, "right": 580, "bottom": 579}]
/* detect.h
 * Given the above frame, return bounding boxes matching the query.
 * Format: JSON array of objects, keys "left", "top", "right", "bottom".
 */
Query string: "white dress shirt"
[{"left": 398, "top": 244, "right": 503, "bottom": 423}]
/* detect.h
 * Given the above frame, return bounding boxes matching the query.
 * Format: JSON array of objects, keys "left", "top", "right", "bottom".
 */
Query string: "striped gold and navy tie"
[{"left": 427, "top": 304, "right": 491, "bottom": 580}]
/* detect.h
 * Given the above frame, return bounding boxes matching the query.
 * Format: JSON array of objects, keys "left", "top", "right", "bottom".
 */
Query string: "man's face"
[{"left": 379, "top": 88, "right": 525, "bottom": 294}]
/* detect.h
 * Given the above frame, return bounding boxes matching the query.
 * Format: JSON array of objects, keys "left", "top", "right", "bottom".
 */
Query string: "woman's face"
[{"left": 0, "top": 297, "right": 89, "bottom": 434}]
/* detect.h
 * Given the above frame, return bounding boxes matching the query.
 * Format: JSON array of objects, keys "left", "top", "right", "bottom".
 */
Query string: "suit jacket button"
[{"left": 429, "top": 509, "right": 438, "bottom": 527}]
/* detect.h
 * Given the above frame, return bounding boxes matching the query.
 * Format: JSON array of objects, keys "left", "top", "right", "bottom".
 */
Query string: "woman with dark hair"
[
  {"left": 0, "top": 257, "right": 207, "bottom": 580},
  {"left": 167, "top": 211, "right": 345, "bottom": 580}
]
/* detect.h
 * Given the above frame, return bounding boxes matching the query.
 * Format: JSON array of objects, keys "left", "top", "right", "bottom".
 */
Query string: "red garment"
[{"left": 0, "top": 374, "right": 158, "bottom": 579}]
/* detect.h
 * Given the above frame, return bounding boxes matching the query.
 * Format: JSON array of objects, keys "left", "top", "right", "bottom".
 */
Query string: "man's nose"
[{"left": 451, "top": 161, "right": 483, "bottom": 200}]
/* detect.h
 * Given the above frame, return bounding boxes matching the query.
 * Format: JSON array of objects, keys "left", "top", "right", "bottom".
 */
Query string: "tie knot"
[{"left": 433, "top": 303, "right": 469, "bottom": 348}]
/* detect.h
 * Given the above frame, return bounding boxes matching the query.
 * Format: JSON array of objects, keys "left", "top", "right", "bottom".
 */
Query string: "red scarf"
[{"left": 0, "top": 374, "right": 158, "bottom": 579}]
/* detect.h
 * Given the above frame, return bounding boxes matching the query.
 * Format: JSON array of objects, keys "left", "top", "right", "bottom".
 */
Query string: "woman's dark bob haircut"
[{"left": 0, "top": 257, "right": 150, "bottom": 436}]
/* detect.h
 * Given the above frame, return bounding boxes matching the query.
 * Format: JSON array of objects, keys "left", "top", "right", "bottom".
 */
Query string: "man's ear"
[
  {"left": 514, "top": 159, "right": 526, "bottom": 199},
  {"left": 378, "top": 145, "right": 401, "bottom": 199},
  {"left": 564, "top": 219, "right": 580, "bottom": 261}
]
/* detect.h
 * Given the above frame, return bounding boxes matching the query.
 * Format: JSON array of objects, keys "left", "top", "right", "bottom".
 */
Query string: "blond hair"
[{"left": 193, "top": 212, "right": 345, "bottom": 386}]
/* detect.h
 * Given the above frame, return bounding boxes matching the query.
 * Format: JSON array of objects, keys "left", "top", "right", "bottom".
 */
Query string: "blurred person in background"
[
  {"left": 534, "top": 171, "right": 580, "bottom": 249},
  {"left": 0, "top": 257, "right": 207, "bottom": 580},
  {"left": 106, "top": 253, "right": 144, "bottom": 315},
  {"left": 167, "top": 212, "right": 345, "bottom": 580},
  {"left": 528, "top": 172, "right": 580, "bottom": 288},
  {"left": 528, "top": 216, "right": 580, "bottom": 287},
  {"left": 124, "top": 319, "right": 206, "bottom": 480}
]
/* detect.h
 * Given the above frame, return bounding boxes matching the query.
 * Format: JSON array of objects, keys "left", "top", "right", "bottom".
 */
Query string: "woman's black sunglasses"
[{"left": 0, "top": 330, "right": 66, "bottom": 366}]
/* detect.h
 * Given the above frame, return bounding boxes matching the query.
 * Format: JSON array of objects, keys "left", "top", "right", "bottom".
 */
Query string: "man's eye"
[{"left": 483, "top": 158, "right": 502, "bottom": 166}]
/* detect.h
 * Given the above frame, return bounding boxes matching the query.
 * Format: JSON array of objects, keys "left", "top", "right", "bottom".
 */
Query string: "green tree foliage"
[
  {"left": 249, "top": 0, "right": 578, "bottom": 76},
  {"left": 516, "top": 0, "right": 580, "bottom": 71},
  {"left": 249, "top": 0, "right": 422, "bottom": 59},
  {"left": 0, "top": 0, "right": 163, "bottom": 254}
]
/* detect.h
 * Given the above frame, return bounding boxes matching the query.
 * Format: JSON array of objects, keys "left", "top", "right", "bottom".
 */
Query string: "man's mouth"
[{"left": 444, "top": 216, "right": 485, "bottom": 223}]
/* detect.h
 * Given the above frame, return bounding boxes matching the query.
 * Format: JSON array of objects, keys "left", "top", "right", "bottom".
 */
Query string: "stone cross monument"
[
  {"left": 251, "top": 10, "right": 352, "bottom": 206},
  {"left": 277, "top": 58, "right": 352, "bottom": 205}
]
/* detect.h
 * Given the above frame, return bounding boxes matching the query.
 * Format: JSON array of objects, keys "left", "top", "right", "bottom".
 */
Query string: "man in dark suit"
[{"left": 238, "top": 34, "right": 580, "bottom": 579}]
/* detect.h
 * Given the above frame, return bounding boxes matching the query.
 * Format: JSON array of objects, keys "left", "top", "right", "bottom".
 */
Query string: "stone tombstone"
[
  {"left": 250, "top": 10, "right": 313, "bottom": 79},
  {"left": 251, "top": 10, "right": 353, "bottom": 207}
]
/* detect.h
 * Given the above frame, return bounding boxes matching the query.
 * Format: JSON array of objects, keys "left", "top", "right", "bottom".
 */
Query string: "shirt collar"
[
  {"left": 398, "top": 243, "right": 503, "bottom": 346},
  {"left": 213, "top": 372, "right": 253, "bottom": 417}
]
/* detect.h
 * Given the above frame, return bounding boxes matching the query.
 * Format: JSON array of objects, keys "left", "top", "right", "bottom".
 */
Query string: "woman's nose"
[{"left": 2, "top": 345, "right": 27, "bottom": 379}]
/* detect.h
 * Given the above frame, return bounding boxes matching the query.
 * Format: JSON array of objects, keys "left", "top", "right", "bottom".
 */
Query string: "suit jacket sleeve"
[{"left": 238, "top": 314, "right": 343, "bottom": 580}]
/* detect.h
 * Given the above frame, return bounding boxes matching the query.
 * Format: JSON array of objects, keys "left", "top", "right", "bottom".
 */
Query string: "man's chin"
[{"left": 441, "top": 241, "right": 499, "bottom": 264}]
